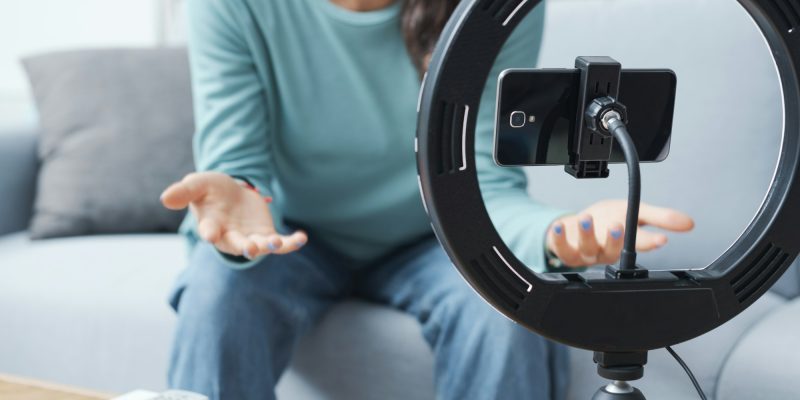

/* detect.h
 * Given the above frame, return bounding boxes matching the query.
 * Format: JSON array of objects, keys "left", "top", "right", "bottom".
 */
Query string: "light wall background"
[
  {"left": 0, "top": 0, "right": 185, "bottom": 130},
  {"left": 0, "top": 0, "right": 782, "bottom": 270}
]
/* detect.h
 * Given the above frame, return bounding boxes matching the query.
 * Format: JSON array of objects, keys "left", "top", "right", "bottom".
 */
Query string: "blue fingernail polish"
[
  {"left": 554, "top": 225, "right": 563, "bottom": 235},
  {"left": 611, "top": 229, "right": 622, "bottom": 239},
  {"left": 268, "top": 243, "right": 277, "bottom": 251},
  {"left": 243, "top": 249, "right": 251, "bottom": 259},
  {"left": 581, "top": 220, "right": 592, "bottom": 231}
]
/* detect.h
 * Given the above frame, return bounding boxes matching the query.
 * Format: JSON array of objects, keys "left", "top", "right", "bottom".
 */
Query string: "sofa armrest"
[
  {"left": 717, "top": 298, "right": 800, "bottom": 399},
  {"left": 772, "top": 259, "right": 800, "bottom": 299},
  {"left": 0, "top": 128, "right": 38, "bottom": 236}
]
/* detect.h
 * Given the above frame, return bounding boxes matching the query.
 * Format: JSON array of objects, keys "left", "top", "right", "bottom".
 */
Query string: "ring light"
[{"left": 416, "top": 0, "right": 800, "bottom": 352}]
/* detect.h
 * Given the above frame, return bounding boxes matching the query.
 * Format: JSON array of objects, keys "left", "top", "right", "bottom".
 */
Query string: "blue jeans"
[{"left": 168, "top": 237, "right": 569, "bottom": 400}]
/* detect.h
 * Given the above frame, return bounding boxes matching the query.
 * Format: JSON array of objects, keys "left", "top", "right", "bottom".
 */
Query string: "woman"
[{"left": 160, "top": 0, "right": 695, "bottom": 399}]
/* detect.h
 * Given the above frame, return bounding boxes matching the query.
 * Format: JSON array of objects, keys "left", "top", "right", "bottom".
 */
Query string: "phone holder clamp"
[
  {"left": 587, "top": 97, "right": 629, "bottom": 137},
  {"left": 566, "top": 56, "right": 625, "bottom": 179}
]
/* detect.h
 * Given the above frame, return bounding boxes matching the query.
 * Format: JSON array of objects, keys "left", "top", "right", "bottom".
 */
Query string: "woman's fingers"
[
  {"left": 242, "top": 231, "right": 309, "bottom": 257},
  {"left": 638, "top": 203, "right": 694, "bottom": 232},
  {"left": 600, "top": 223, "right": 625, "bottom": 264},
  {"left": 215, "top": 230, "right": 308, "bottom": 260},
  {"left": 218, "top": 230, "right": 258, "bottom": 259},
  {"left": 547, "top": 218, "right": 605, "bottom": 267},
  {"left": 249, "top": 233, "right": 283, "bottom": 257},
  {"left": 576, "top": 215, "right": 601, "bottom": 265},
  {"left": 635, "top": 229, "right": 669, "bottom": 252},
  {"left": 547, "top": 222, "right": 584, "bottom": 267},
  {"left": 161, "top": 173, "right": 209, "bottom": 210},
  {"left": 197, "top": 218, "right": 223, "bottom": 243},
  {"left": 270, "top": 231, "right": 309, "bottom": 255}
]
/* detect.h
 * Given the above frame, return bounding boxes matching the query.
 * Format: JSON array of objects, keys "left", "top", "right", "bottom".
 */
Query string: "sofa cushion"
[
  {"left": 0, "top": 233, "right": 186, "bottom": 391},
  {"left": 0, "top": 232, "right": 437, "bottom": 399},
  {"left": 276, "top": 301, "right": 435, "bottom": 400},
  {"left": 22, "top": 48, "right": 195, "bottom": 239},
  {"left": 717, "top": 298, "right": 800, "bottom": 399}
]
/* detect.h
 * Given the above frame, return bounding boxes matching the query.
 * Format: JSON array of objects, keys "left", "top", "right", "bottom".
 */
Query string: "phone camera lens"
[{"left": 510, "top": 111, "right": 526, "bottom": 128}]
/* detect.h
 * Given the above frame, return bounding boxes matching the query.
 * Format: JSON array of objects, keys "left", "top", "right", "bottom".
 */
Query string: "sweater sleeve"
[
  {"left": 187, "top": 0, "right": 273, "bottom": 194},
  {"left": 476, "top": 4, "right": 572, "bottom": 273},
  {"left": 182, "top": 0, "right": 275, "bottom": 268}
]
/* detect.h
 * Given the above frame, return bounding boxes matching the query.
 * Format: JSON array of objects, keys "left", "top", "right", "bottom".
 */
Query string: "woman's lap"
[
  {"left": 169, "top": 238, "right": 568, "bottom": 400},
  {"left": 355, "top": 238, "right": 569, "bottom": 400},
  {"left": 168, "top": 241, "right": 353, "bottom": 399}
]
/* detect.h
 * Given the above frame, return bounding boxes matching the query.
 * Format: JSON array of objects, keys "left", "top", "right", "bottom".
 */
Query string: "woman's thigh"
[
  {"left": 171, "top": 241, "right": 353, "bottom": 336},
  {"left": 168, "top": 241, "right": 354, "bottom": 395},
  {"left": 355, "top": 238, "right": 569, "bottom": 399}
]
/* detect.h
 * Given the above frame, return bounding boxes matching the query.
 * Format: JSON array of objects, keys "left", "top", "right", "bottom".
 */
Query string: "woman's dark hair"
[{"left": 401, "top": 0, "right": 460, "bottom": 76}]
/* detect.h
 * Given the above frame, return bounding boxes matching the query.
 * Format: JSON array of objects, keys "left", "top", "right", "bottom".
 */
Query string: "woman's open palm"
[
  {"left": 161, "top": 172, "right": 307, "bottom": 259},
  {"left": 546, "top": 200, "right": 694, "bottom": 267}
]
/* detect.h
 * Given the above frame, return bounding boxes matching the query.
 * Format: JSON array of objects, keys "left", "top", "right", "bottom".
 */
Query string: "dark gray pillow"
[{"left": 23, "top": 48, "right": 195, "bottom": 239}]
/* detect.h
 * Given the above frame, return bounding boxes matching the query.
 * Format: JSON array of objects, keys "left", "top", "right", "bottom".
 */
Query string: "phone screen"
[{"left": 494, "top": 69, "right": 676, "bottom": 166}]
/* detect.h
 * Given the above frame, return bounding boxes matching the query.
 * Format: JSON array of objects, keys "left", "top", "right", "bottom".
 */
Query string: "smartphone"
[{"left": 494, "top": 68, "right": 677, "bottom": 166}]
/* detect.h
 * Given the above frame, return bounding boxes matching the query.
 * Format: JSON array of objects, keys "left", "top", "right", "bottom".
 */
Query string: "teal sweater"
[{"left": 184, "top": 0, "right": 565, "bottom": 271}]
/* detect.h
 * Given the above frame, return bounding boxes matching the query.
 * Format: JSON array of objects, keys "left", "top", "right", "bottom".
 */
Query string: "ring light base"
[
  {"left": 591, "top": 351, "right": 648, "bottom": 400},
  {"left": 592, "top": 384, "right": 646, "bottom": 400}
]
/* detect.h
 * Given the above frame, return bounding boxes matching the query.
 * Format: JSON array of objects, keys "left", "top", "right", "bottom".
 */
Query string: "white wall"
[{"left": 0, "top": 0, "right": 182, "bottom": 129}]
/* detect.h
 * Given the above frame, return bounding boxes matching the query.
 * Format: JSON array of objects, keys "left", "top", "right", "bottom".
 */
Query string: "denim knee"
[
  {"left": 170, "top": 243, "right": 311, "bottom": 333},
  {"left": 168, "top": 242, "right": 347, "bottom": 399}
]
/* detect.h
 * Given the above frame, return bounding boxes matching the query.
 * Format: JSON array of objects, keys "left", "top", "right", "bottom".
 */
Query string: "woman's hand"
[
  {"left": 160, "top": 172, "right": 307, "bottom": 259},
  {"left": 546, "top": 200, "right": 694, "bottom": 267}
]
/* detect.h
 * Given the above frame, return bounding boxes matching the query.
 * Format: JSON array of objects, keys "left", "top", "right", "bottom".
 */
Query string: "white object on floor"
[
  {"left": 112, "top": 390, "right": 208, "bottom": 400},
  {"left": 112, "top": 390, "right": 158, "bottom": 400}
]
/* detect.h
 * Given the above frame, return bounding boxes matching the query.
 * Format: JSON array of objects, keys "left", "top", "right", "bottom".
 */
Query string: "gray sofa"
[
  {"left": 1, "top": 0, "right": 799, "bottom": 399},
  {"left": 2, "top": 129, "right": 799, "bottom": 400}
]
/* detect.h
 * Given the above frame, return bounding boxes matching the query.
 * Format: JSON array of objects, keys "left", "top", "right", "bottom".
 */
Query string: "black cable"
[
  {"left": 666, "top": 346, "right": 708, "bottom": 400},
  {"left": 606, "top": 116, "right": 640, "bottom": 270},
  {"left": 606, "top": 112, "right": 706, "bottom": 400}
]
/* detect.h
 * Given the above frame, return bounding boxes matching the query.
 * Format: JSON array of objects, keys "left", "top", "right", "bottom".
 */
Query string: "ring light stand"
[{"left": 415, "top": 0, "right": 800, "bottom": 398}]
